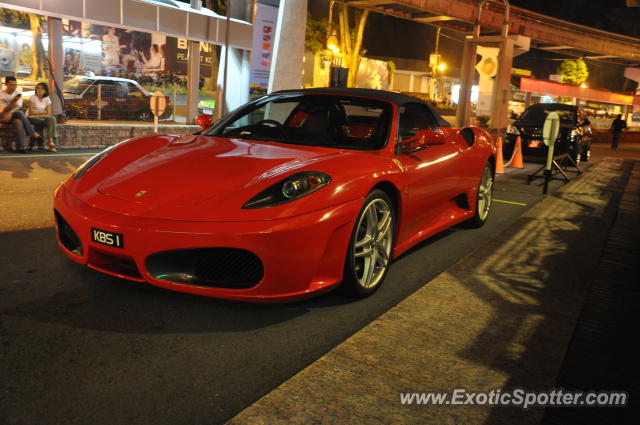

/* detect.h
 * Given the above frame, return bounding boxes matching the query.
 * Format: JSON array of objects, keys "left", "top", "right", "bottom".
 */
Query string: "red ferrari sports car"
[{"left": 54, "top": 88, "right": 495, "bottom": 302}]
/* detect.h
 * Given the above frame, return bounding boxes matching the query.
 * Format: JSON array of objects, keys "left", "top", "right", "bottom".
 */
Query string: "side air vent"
[{"left": 460, "top": 128, "right": 475, "bottom": 147}]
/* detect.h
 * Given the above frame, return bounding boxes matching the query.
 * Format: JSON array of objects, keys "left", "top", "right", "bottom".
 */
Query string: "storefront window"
[{"left": 2, "top": 7, "right": 224, "bottom": 123}]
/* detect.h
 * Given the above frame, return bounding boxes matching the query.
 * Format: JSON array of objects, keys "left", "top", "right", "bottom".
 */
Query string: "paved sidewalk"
[
  {"left": 541, "top": 160, "right": 639, "bottom": 425},
  {"left": 227, "top": 158, "right": 632, "bottom": 425}
]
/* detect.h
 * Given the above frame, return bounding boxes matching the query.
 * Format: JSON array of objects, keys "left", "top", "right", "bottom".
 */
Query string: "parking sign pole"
[{"left": 97, "top": 84, "right": 102, "bottom": 121}]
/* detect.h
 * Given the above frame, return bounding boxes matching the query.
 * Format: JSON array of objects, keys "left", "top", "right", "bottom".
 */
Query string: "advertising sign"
[
  {"left": 250, "top": 3, "right": 279, "bottom": 88},
  {"left": 167, "top": 37, "right": 215, "bottom": 75},
  {"left": 475, "top": 46, "right": 499, "bottom": 116}
]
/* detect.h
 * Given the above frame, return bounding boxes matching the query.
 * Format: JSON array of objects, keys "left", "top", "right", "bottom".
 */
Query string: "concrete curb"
[{"left": 226, "top": 158, "right": 631, "bottom": 425}]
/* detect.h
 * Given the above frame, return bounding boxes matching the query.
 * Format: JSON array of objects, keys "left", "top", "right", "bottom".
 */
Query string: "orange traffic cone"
[
  {"left": 507, "top": 136, "right": 524, "bottom": 168},
  {"left": 495, "top": 136, "right": 504, "bottom": 174}
]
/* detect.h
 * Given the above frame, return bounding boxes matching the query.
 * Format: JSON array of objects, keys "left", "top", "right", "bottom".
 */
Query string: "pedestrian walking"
[{"left": 610, "top": 114, "right": 627, "bottom": 150}]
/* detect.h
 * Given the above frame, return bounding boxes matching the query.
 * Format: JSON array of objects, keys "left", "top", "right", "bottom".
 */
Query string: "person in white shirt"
[
  {"left": 103, "top": 27, "right": 121, "bottom": 68},
  {"left": 0, "top": 76, "right": 39, "bottom": 153},
  {"left": 142, "top": 44, "right": 163, "bottom": 71},
  {"left": 28, "top": 82, "right": 57, "bottom": 152}
]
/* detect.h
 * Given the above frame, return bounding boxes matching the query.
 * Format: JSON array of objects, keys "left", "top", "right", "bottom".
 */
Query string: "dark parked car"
[
  {"left": 25, "top": 76, "right": 172, "bottom": 121},
  {"left": 505, "top": 103, "right": 592, "bottom": 163}
]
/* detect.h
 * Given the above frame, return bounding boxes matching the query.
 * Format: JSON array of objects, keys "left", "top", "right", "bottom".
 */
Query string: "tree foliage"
[
  {"left": 557, "top": 58, "right": 589, "bottom": 85},
  {"left": 305, "top": 13, "right": 328, "bottom": 54}
]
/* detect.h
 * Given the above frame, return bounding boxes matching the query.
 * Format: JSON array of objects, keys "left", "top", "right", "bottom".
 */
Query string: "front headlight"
[
  {"left": 242, "top": 171, "right": 332, "bottom": 209},
  {"left": 72, "top": 145, "right": 115, "bottom": 179},
  {"left": 506, "top": 124, "right": 520, "bottom": 135}
]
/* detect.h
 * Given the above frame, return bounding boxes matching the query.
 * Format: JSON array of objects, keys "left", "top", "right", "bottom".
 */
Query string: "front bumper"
[{"left": 53, "top": 185, "right": 361, "bottom": 302}]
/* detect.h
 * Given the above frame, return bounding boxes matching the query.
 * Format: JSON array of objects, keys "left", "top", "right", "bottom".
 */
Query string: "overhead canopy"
[
  {"left": 520, "top": 77, "right": 635, "bottom": 106},
  {"left": 0, "top": 0, "right": 252, "bottom": 49}
]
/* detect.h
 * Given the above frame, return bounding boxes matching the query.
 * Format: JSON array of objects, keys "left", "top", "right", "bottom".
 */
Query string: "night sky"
[{"left": 508, "top": 0, "right": 640, "bottom": 36}]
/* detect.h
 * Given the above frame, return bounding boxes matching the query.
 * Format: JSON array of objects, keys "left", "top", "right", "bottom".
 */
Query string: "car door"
[{"left": 394, "top": 103, "right": 461, "bottom": 239}]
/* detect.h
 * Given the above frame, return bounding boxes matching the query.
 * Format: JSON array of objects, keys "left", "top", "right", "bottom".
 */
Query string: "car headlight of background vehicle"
[
  {"left": 73, "top": 145, "right": 116, "bottom": 179},
  {"left": 242, "top": 171, "right": 332, "bottom": 209},
  {"left": 506, "top": 124, "right": 520, "bottom": 135}
]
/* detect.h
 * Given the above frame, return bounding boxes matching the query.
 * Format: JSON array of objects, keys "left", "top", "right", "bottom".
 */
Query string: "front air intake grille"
[
  {"left": 54, "top": 210, "right": 83, "bottom": 256},
  {"left": 146, "top": 248, "right": 264, "bottom": 289}
]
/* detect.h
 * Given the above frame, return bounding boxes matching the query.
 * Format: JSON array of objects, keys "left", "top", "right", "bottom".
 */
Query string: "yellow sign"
[{"left": 512, "top": 68, "right": 532, "bottom": 76}]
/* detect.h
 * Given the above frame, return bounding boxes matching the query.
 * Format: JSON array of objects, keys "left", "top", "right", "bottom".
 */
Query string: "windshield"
[
  {"left": 63, "top": 77, "right": 93, "bottom": 95},
  {"left": 518, "top": 104, "right": 577, "bottom": 125},
  {"left": 207, "top": 94, "right": 392, "bottom": 150}
]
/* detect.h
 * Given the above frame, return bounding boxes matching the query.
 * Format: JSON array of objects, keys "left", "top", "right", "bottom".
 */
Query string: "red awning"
[{"left": 519, "top": 77, "right": 636, "bottom": 106}]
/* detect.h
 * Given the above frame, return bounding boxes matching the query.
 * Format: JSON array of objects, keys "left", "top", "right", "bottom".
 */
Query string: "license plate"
[{"left": 91, "top": 228, "right": 124, "bottom": 248}]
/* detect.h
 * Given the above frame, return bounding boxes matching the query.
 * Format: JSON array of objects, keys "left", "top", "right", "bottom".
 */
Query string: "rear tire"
[
  {"left": 340, "top": 190, "right": 395, "bottom": 298},
  {"left": 467, "top": 162, "right": 493, "bottom": 228}
]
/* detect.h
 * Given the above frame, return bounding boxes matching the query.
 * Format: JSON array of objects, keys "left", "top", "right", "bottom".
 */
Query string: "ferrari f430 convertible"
[{"left": 54, "top": 88, "right": 496, "bottom": 302}]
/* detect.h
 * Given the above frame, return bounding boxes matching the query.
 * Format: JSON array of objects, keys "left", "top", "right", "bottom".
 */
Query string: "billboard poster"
[
  {"left": 56, "top": 19, "right": 169, "bottom": 78},
  {"left": 250, "top": 3, "right": 278, "bottom": 88},
  {"left": 356, "top": 58, "right": 390, "bottom": 90},
  {"left": 0, "top": 8, "right": 36, "bottom": 77},
  {"left": 164, "top": 37, "right": 216, "bottom": 76}
]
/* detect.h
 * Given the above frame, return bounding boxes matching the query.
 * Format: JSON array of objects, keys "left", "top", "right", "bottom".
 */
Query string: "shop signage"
[{"left": 249, "top": 2, "right": 279, "bottom": 88}]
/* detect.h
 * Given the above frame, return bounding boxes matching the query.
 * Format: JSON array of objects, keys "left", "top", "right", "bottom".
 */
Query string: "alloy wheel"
[
  {"left": 352, "top": 198, "right": 393, "bottom": 289},
  {"left": 477, "top": 166, "right": 493, "bottom": 221}
]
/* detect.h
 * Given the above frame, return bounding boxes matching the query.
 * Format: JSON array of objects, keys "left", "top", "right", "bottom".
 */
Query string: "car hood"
[{"left": 97, "top": 135, "right": 340, "bottom": 209}]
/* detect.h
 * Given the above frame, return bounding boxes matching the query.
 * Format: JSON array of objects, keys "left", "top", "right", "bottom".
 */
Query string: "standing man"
[
  {"left": 0, "top": 76, "right": 38, "bottom": 153},
  {"left": 610, "top": 114, "right": 627, "bottom": 150}
]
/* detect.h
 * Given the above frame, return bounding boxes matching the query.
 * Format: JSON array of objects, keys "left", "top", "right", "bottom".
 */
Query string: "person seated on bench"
[
  {"left": 28, "top": 82, "right": 57, "bottom": 152},
  {"left": 142, "top": 44, "right": 164, "bottom": 72},
  {"left": 0, "top": 76, "right": 40, "bottom": 153}
]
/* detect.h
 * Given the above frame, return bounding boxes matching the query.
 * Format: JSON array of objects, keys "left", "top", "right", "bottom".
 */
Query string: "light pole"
[{"left": 428, "top": 27, "right": 442, "bottom": 102}]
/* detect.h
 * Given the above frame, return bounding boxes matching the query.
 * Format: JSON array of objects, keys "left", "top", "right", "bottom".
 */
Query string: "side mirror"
[
  {"left": 400, "top": 129, "right": 444, "bottom": 154},
  {"left": 195, "top": 113, "right": 212, "bottom": 129}
]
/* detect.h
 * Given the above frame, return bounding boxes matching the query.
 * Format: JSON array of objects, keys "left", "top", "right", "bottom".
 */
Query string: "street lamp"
[
  {"left": 327, "top": 33, "right": 339, "bottom": 53},
  {"left": 438, "top": 62, "right": 447, "bottom": 103}
]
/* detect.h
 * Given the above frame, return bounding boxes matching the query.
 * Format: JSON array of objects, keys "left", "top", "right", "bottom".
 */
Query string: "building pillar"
[
  {"left": 489, "top": 38, "right": 514, "bottom": 131},
  {"left": 217, "top": 46, "right": 250, "bottom": 114},
  {"left": 456, "top": 37, "right": 477, "bottom": 127},
  {"left": 524, "top": 91, "right": 532, "bottom": 107},
  {"left": 47, "top": 17, "right": 64, "bottom": 116},
  {"left": 186, "top": 40, "right": 200, "bottom": 124},
  {"left": 268, "top": 0, "right": 308, "bottom": 92}
]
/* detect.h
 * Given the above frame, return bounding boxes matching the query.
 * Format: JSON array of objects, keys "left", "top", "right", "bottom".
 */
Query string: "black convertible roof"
[{"left": 271, "top": 87, "right": 451, "bottom": 127}]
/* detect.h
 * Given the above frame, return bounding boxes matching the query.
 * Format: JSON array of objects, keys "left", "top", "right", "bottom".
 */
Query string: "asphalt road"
[{"left": 0, "top": 148, "right": 602, "bottom": 425}]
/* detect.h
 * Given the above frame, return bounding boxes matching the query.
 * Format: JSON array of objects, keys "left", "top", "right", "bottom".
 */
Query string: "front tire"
[
  {"left": 467, "top": 162, "right": 493, "bottom": 228},
  {"left": 341, "top": 190, "right": 395, "bottom": 297}
]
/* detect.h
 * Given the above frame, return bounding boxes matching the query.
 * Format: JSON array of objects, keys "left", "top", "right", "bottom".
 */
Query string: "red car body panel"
[{"left": 54, "top": 90, "right": 495, "bottom": 302}]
